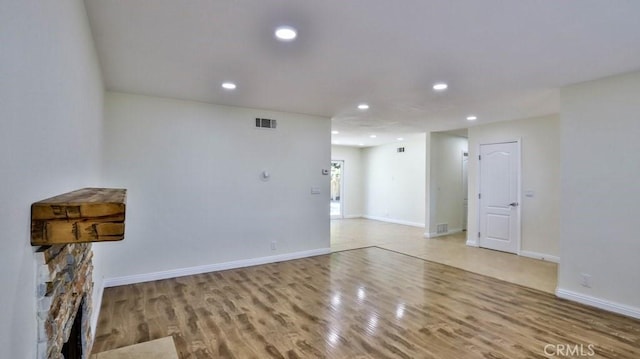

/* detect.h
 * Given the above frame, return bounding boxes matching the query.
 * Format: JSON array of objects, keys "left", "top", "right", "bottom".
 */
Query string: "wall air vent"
[
  {"left": 397, "top": 147, "right": 405, "bottom": 153},
  {"left": 436, "top": 223, "right": 448, "bottom": 234},
  {"left": 255, "top": 118, "right": 277, "bottom": 129}
]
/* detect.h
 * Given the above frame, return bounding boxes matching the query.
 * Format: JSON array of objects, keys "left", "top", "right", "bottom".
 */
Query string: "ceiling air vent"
[
  {"left": 397, "top": 147, "right": 405, "bottom": 153},
  {"left": 255, "top": 118, "right": 277, "bottom": 129}
]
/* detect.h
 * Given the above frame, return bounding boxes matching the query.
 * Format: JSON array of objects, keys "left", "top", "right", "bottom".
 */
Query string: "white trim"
[
  {"left": 466, "top": 238, "right": 479, "bottom": 247},
  {"left": 556, "top": 288, "right": 640, "bottom": 320},
  {"left": 343, "top": 214, "right": 362, "bottom": 219},
  {"left": 515, "top": 139, "right": 522, "bottom": 254},
  {"left": 103, "top": 248, "right": 331, "bottom": 288},
  {"left": 363, "top": 215, "right": 425, "bottom": 228},
  {"left": 461, "top": 149, "right": 469, "bottom": 231},
  {"left": 519, "top": 250, "right": 560, "bottom": 263},
  {"left": 424, "top": 228, "right": 463, "bottom": 238},
  {"left": 90, "top": 279, "right": 104, "bottom": 343}
]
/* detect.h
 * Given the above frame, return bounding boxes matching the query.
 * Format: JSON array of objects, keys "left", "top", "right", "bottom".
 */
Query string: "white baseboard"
[
  {"left": 343, "top": 215, "right": 362, "bottom": 219},
  {"left": 519, "top": 250, "right": 560, "bottom": 263},
  {"left": 465, "top": 239, "right": 479, "bottom": 247},
  {"left": 90, "top": 278, "right": 105, "bottom": 343},
  {"left": 103, "top": 248, "right": 331, "bottom": 288},
  {"left": 362, "top": 215, "right": 425, "bottom": 228},
  {"left": 556, "top": 288, "right": 640, "bottom": 320},
  {"left": 424, "top": 228, "right": 463, "bottom": 238},
  {"left": 463, "top": 243, "right": 560, "bottom": 263}
]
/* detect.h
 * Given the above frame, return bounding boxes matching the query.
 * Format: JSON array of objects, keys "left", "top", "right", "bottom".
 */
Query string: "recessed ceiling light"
[
  {"left": 433, "top": 82, "right": 448, "bottom": 91},
  {"left": 369, "top": 134, "right": 377, "bottom": 138},
  {"left": 275, "top": 26, "right": 297, "bottom": 41},
  {"left": 331, "top": 130, "right": 339, "bottom": 135},
  {"left": 332, "top": 141, "right": 340, "bottom": 144},
  {"left": 466, "top": 115, "right": 478, "bottom": 121},
  {"left": 397, "top": 137, "right": 404, "bottom": 141},
  {"left": 221, "top": 82, "right": 236, "bottom": 90},
  {"left": 358, "top": 143, "right": 365, "bottom": 146},
  {"left": 357, "top": 103, "right": 370, "bottom": 110}
]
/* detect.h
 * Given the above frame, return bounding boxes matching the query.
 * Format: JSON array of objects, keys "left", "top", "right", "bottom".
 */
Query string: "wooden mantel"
[{"left": 31, "top": 188, "right": 126, "bottom": 246}]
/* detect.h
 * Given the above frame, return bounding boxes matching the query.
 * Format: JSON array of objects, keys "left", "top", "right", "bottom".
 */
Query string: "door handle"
[{"left": 509, "top": 202, "right": 519, "bottom": 207}]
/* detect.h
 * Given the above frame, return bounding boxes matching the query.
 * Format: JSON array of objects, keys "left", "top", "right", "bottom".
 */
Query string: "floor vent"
[
  {"left": 255, "top": 118, "right": 277, "bottom": 129},
  {"left": 436, "top": 223, "right": 448, "bottom": 234}
]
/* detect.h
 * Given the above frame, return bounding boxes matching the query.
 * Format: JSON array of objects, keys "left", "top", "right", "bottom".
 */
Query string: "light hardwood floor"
[
  {"left": 331, "top": 219, "right": 557, "bottom": 293},
  {"left": 93, "top": 236, "right": 640, "bottom": 358}
]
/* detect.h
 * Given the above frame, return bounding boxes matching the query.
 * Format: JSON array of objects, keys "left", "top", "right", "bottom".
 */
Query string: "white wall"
[
  {"left": 100, "top": 92, "right": 330, "bottom": 280},
  {"left": 362, "top": 135, "right": 426, "bottom": 227},
  {"left": 331, "top": 146, "right": 363, "bottom": 218},
  {"left": 467, "top": 115, "right": 560, "bottom": 259},
  {"left": 558, "top": 71, "right": 640, "bottom": 317},
  {"left": 428, "top": 133, "right": 468, "bottom": 236},
  {"left": 0, "top": 0, "right": 104, "bottom": 357}
]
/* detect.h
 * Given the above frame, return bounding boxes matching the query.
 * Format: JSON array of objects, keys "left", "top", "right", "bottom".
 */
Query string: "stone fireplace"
[
  {"left": 31, "top": 188, "right": 126, "bottom": 359},
  {"left": 36, "top": 243, "right": 94, "bottom": 359}
]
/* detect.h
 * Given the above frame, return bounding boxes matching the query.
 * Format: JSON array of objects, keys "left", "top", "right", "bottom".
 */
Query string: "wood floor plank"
[{"left": 93, "top": 248, "right": 640, "bottom": 358}]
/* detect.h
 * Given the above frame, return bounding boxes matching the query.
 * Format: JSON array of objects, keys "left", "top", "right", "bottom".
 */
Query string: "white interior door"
[{"left": 479, "top": 141, "right": 520, "bottom": 253}]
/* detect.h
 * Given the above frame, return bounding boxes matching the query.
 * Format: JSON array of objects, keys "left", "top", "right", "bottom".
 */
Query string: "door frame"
[
  {"left": 476, "top": 139, "right": 522, "bottom": 254},
  {"left": 462, "top": 150, "right": 469, "bottom": 231}
]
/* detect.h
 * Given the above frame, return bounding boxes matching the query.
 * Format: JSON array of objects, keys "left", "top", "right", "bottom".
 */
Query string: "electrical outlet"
[
  {"left": 580, "top": 273, "right": 592, "bottom": 288},
  {"left": 270, "top": 241, "right": 277, "bottom": 251}
]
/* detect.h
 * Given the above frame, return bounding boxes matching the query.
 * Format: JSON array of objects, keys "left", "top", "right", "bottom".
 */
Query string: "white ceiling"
[{"left": 85, "top": 0, "right": 640, "bottom": 147}]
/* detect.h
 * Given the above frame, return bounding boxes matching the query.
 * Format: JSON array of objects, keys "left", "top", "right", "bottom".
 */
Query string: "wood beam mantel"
[{"left": 31, "top": 188, "right": 126, "bottom": 246}]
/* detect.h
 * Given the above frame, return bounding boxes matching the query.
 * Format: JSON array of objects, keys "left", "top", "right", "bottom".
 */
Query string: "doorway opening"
[
  {"left": 428, "top": 130, "right": 469, "bottom": 237},
  {"left": 330, "top": 160, "right": 344, "bottom": 218}
]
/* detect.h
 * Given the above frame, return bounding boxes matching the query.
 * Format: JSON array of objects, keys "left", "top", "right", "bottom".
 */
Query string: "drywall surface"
[
  {"left": 0, "top": 0, "right": 104, "bottom": 356},
  {"left": 101, "top": 92, "right": 331, "bottom": 279},
  {"left": 362, "top": 135, "right": 426, "bottom": 227},
  {"left": 558, "top": 70, "right": 640, "bottom": 313}
]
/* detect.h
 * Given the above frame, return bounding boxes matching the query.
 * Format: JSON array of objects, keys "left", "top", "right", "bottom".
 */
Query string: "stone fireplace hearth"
[{"left": 36, "top": 243, "right": 94, "bottom": 359}]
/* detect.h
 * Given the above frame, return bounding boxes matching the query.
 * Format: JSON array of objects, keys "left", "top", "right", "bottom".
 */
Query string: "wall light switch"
[{"left": 311, "top": 187, "right": 321, "bottom": 194}]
